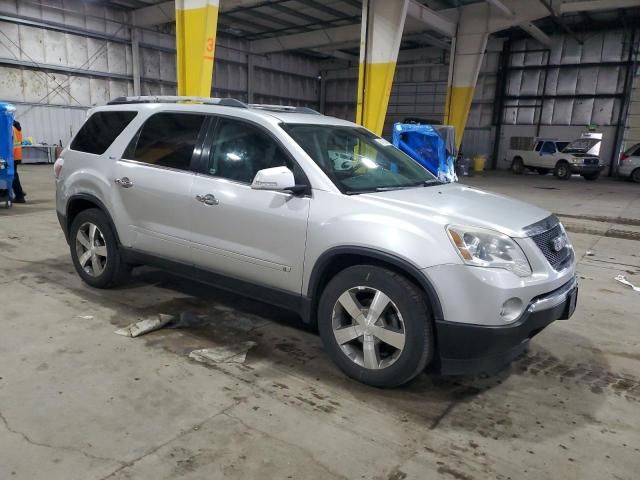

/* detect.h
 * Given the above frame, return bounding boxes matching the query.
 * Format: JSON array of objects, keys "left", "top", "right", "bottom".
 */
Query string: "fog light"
[{"left": 500, "top": 298, "right": 523, "bottom": 322}]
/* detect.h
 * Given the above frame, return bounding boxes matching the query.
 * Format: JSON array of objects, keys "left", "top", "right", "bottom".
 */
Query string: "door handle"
[
  {"left": 196, "top": 193, "right": 219, "bottom": 206},
  {"left": 115, "top": 177, "right": 133, "bottom": 188}
]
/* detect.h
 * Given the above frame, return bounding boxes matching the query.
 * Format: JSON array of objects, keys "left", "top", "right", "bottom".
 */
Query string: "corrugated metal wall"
[
  {"left": 0, "top": 0, "right": 321, "bottom": 145},
  {"left": 321, "top": 42, "right": 500, "bottom": 158},
  {"left": 623, "top": 55, "right": 640, "bottom": 151},
  {"left": 497, "top": 30, "right": 636, "bottom": 168}
]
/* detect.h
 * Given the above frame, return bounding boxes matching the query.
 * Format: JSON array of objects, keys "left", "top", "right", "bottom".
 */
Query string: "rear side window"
[
  {"left": 124, "top": 112, "right": 206, "bottom": 171},
  {"left": 71, "top": 111, "right": 137, "bottom": 155}
]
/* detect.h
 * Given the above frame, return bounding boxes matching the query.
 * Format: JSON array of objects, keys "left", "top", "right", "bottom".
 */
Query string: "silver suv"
[{"left": 55, "top": 96, "right": 578, "bottom": 387}]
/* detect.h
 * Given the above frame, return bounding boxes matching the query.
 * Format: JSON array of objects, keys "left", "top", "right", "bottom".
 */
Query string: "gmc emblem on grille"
[{"left": 551, "top": 235, "right": 567, "bottom": 252}]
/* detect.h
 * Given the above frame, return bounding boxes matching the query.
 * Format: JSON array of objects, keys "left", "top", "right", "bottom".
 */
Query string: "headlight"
[{"left": 446, "top": 225, "right": 532, "bottom": 277}]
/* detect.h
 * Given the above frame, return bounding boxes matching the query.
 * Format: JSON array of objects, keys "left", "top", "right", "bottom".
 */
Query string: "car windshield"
[{"left": 281, "top": 124, "right": 438, "bottom": 194}]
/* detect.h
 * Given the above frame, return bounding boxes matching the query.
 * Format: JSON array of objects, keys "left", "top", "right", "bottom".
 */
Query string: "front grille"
[
  {"left": 531, "top": 224, "right": 572, "bottom": 270},
  {"left": 584, "top": 158, "right": 599, "bottom": 165}
]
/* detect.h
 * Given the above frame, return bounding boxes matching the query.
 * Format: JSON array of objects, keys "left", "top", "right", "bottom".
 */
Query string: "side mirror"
[{"left": 251, "top": 166, "right": 307, "bottom": 194}]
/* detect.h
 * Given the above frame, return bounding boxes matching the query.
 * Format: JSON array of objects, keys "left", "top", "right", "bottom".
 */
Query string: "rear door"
[
  {"left": 111, "top": 111, "right": 208, "bottom": 263},
  {"left": 189, "top": 116, "right": 310, "bottom": 293}
]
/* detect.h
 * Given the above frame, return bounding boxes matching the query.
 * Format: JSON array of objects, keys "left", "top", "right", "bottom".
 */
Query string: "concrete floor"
[{"left": 1, "top": 165, "right": 639, "bottom": 480}]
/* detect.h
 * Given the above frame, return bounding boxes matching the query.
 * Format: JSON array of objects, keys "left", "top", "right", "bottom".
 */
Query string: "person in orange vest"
[{"left": 12, "top": 120, "right": 26, "bottom": 203}]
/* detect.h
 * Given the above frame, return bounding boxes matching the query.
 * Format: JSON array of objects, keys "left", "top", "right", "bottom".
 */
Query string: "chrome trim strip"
[
  {"left": 527, "top": 276, "right": 577, "bottom": 313},
  {"left": 523, "top": 214, "right": 560, "bottom": 237},
  {"left": 117, "top": 158, "right": 197, "bottom": 175}
]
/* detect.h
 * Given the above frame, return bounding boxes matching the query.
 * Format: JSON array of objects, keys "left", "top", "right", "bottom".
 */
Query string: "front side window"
[
  {"left": 541, "top": 142, "right": 555, "bottom": 154},
  {"left": 206, "top": 118, "right": 295, "bottom": 184},
  {"left": 125, "top": 112, "right": 206, "bottom": 171},
  {"left": 71, "top": 111, "right": 137, "bottom": 155},
  {"left": 281, "top": 124, "right": 437, "bottom": 194}
]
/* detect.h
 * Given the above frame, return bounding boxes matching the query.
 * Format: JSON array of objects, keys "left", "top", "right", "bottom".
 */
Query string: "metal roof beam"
[
  {"left": 519, "top": 21, "right": 552, "bottom": 47},
  {"left": 251, "top": 24, "right": 361, "bottom": 54},
  {"left": 561, "top": 0, "right": 640, "bottom": 13},
  {"left": 406, "top": 0, "right": 456, "bottom": 37},
  {"left": 485, "top": 0, "right": 514, "bottom": 16}
]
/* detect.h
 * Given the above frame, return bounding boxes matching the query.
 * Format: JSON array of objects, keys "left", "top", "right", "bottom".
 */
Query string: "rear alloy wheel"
[
  {"left": 581, "top": 171, "right": 600, "bottom": 181},
  {"left": 70, "top": 208, "right": 129, "bottom": 288},
  {"left": 76, "top": 222, "right": 108, "bottom": 277},
  {"left": 631, "top": 168, "right": 640, "bottom": 184},
  {"left": 554, "top": 161, "right": 572, "bottom": 180},
  {"left": 318, "top": 265, "right": 433, "bottom": 387},
  {"left": 512, "top": 158, "right": 525, "bottom": 175}
]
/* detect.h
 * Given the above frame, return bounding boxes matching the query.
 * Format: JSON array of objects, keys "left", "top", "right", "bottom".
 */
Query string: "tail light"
[
  {"left": 53, "top": 157, "right": 64, "bottom": 179},
  {"left": 620, "top": 153, "right": 628, "bottom": 163}
]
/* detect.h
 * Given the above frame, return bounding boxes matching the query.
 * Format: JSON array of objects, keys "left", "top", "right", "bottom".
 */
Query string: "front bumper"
[
  {"left": 570, "top": 163, "right": 603, "bottom": 173},
  {"left": 434, "top": 276, "right": 578, "bottom": 375}
]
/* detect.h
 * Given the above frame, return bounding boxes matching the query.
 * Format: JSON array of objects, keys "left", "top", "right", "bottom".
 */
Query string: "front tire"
[
  {"left": 69, "top": 208, "right": 129, "bottom": 288},
  {"left": 318, "top": 265, "right": 434, "bottom": 387},
  {"left": 554, "top": 161, "right": 572, "bottom": 180}
]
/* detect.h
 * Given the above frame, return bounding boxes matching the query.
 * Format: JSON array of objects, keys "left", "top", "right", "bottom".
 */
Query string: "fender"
[
  {"left": 64, "top": 193, "right": 122, "bottom": 246},
  {"left": 304, "top": 246, "right": 444, "bottom": 324}
]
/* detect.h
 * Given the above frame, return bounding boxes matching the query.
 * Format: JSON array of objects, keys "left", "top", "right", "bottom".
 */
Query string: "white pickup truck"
[{"left": 508, "top": 133, "right": 604, "bottom": 180}]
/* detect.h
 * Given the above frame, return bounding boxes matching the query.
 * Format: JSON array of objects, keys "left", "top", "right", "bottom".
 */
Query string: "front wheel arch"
[{"left": 305, "top": 247, "right": 444, "bottom": 326}]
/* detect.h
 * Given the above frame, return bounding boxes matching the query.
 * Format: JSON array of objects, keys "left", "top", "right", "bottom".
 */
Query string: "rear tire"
[
  {"left": 318, "top": 265, "right": 434, "bottom": 388},
  {"left": 536, "top": 168, "right": 549, "bottom": 175},
  {"left": 581, "top": 171, "right": 600, "bottom": 181},
  {"left": 69, "top": 208, "right": 129, "bottom": 289},
  {"left": 512, "top": 157, "right": 525, "bottom": 175},
  {"left": 631, "top": 168, "right": 640, "bottom": 184},
  {"left": 554, "top": 161, "right": 572, "bottom": 180}
]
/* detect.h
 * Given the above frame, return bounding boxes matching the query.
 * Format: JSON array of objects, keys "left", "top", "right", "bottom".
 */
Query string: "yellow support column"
[
  {"left": 356, "top": 0, "right": 409, "bottom": 136},
  {"left": 444, "top": 21, "right": 489, "bottom": 149},
  {"left": 176, "top": 0, "right": 220, "bottom": 97}
]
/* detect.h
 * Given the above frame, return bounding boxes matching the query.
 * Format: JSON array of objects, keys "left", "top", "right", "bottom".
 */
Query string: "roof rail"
[
  {"left": 107, "top": 96, "right": 247, "bottom": 108},
  {"left": 248, "top": 104, "right": 320, "bottom": 115}
]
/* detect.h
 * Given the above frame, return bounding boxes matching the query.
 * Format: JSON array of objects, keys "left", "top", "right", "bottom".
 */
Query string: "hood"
[{"left": 359, "top": 183, "right": 550, "bottom": 238}]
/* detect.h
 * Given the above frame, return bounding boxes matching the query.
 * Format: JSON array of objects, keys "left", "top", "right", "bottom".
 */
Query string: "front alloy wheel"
[
  {"left": 318, "top": 265, "right": 433, "bottom": 387},
  {"left": 332, "top": 287, "right": 406, "bottom": 370}
]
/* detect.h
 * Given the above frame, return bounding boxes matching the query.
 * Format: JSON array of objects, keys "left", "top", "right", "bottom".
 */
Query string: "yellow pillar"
[
  {"left": 444, "top": 29, "right": 489, "bottom": 149},
  {"left": 356, "top": 0, "right": 409, "bottom": 136},
  {"left": 176, "top": 0, "right": 220, "bottom": 97}
]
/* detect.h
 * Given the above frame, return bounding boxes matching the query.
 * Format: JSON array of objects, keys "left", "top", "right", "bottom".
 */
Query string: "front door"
[
  {"left": 189, "top": 117, "right": 310, "bottom": 293},
  {"left": 111, "top": 111, "right": 208, "bottom": 264}
]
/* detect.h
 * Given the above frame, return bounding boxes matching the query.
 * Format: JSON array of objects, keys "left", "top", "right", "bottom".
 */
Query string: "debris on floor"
[
  {"left": 114, "top": 312, "right": 210, "bottom": 338},
  {"left": 586, "top": 250, "right": 595, "bottom": 256},
  {"left": 189, "top": 341, "right": 257, "bottom": 365},
  {"left": 115, "top": 314, "right": 174, "bottom": 337},
  {"left": 614, "top": 274, "right": 640, "bottom": 292}
]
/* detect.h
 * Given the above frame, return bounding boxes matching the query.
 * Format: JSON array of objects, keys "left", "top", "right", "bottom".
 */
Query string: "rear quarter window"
[{"left": 70, "top": 111, "right": 137, "bottom": 155}]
